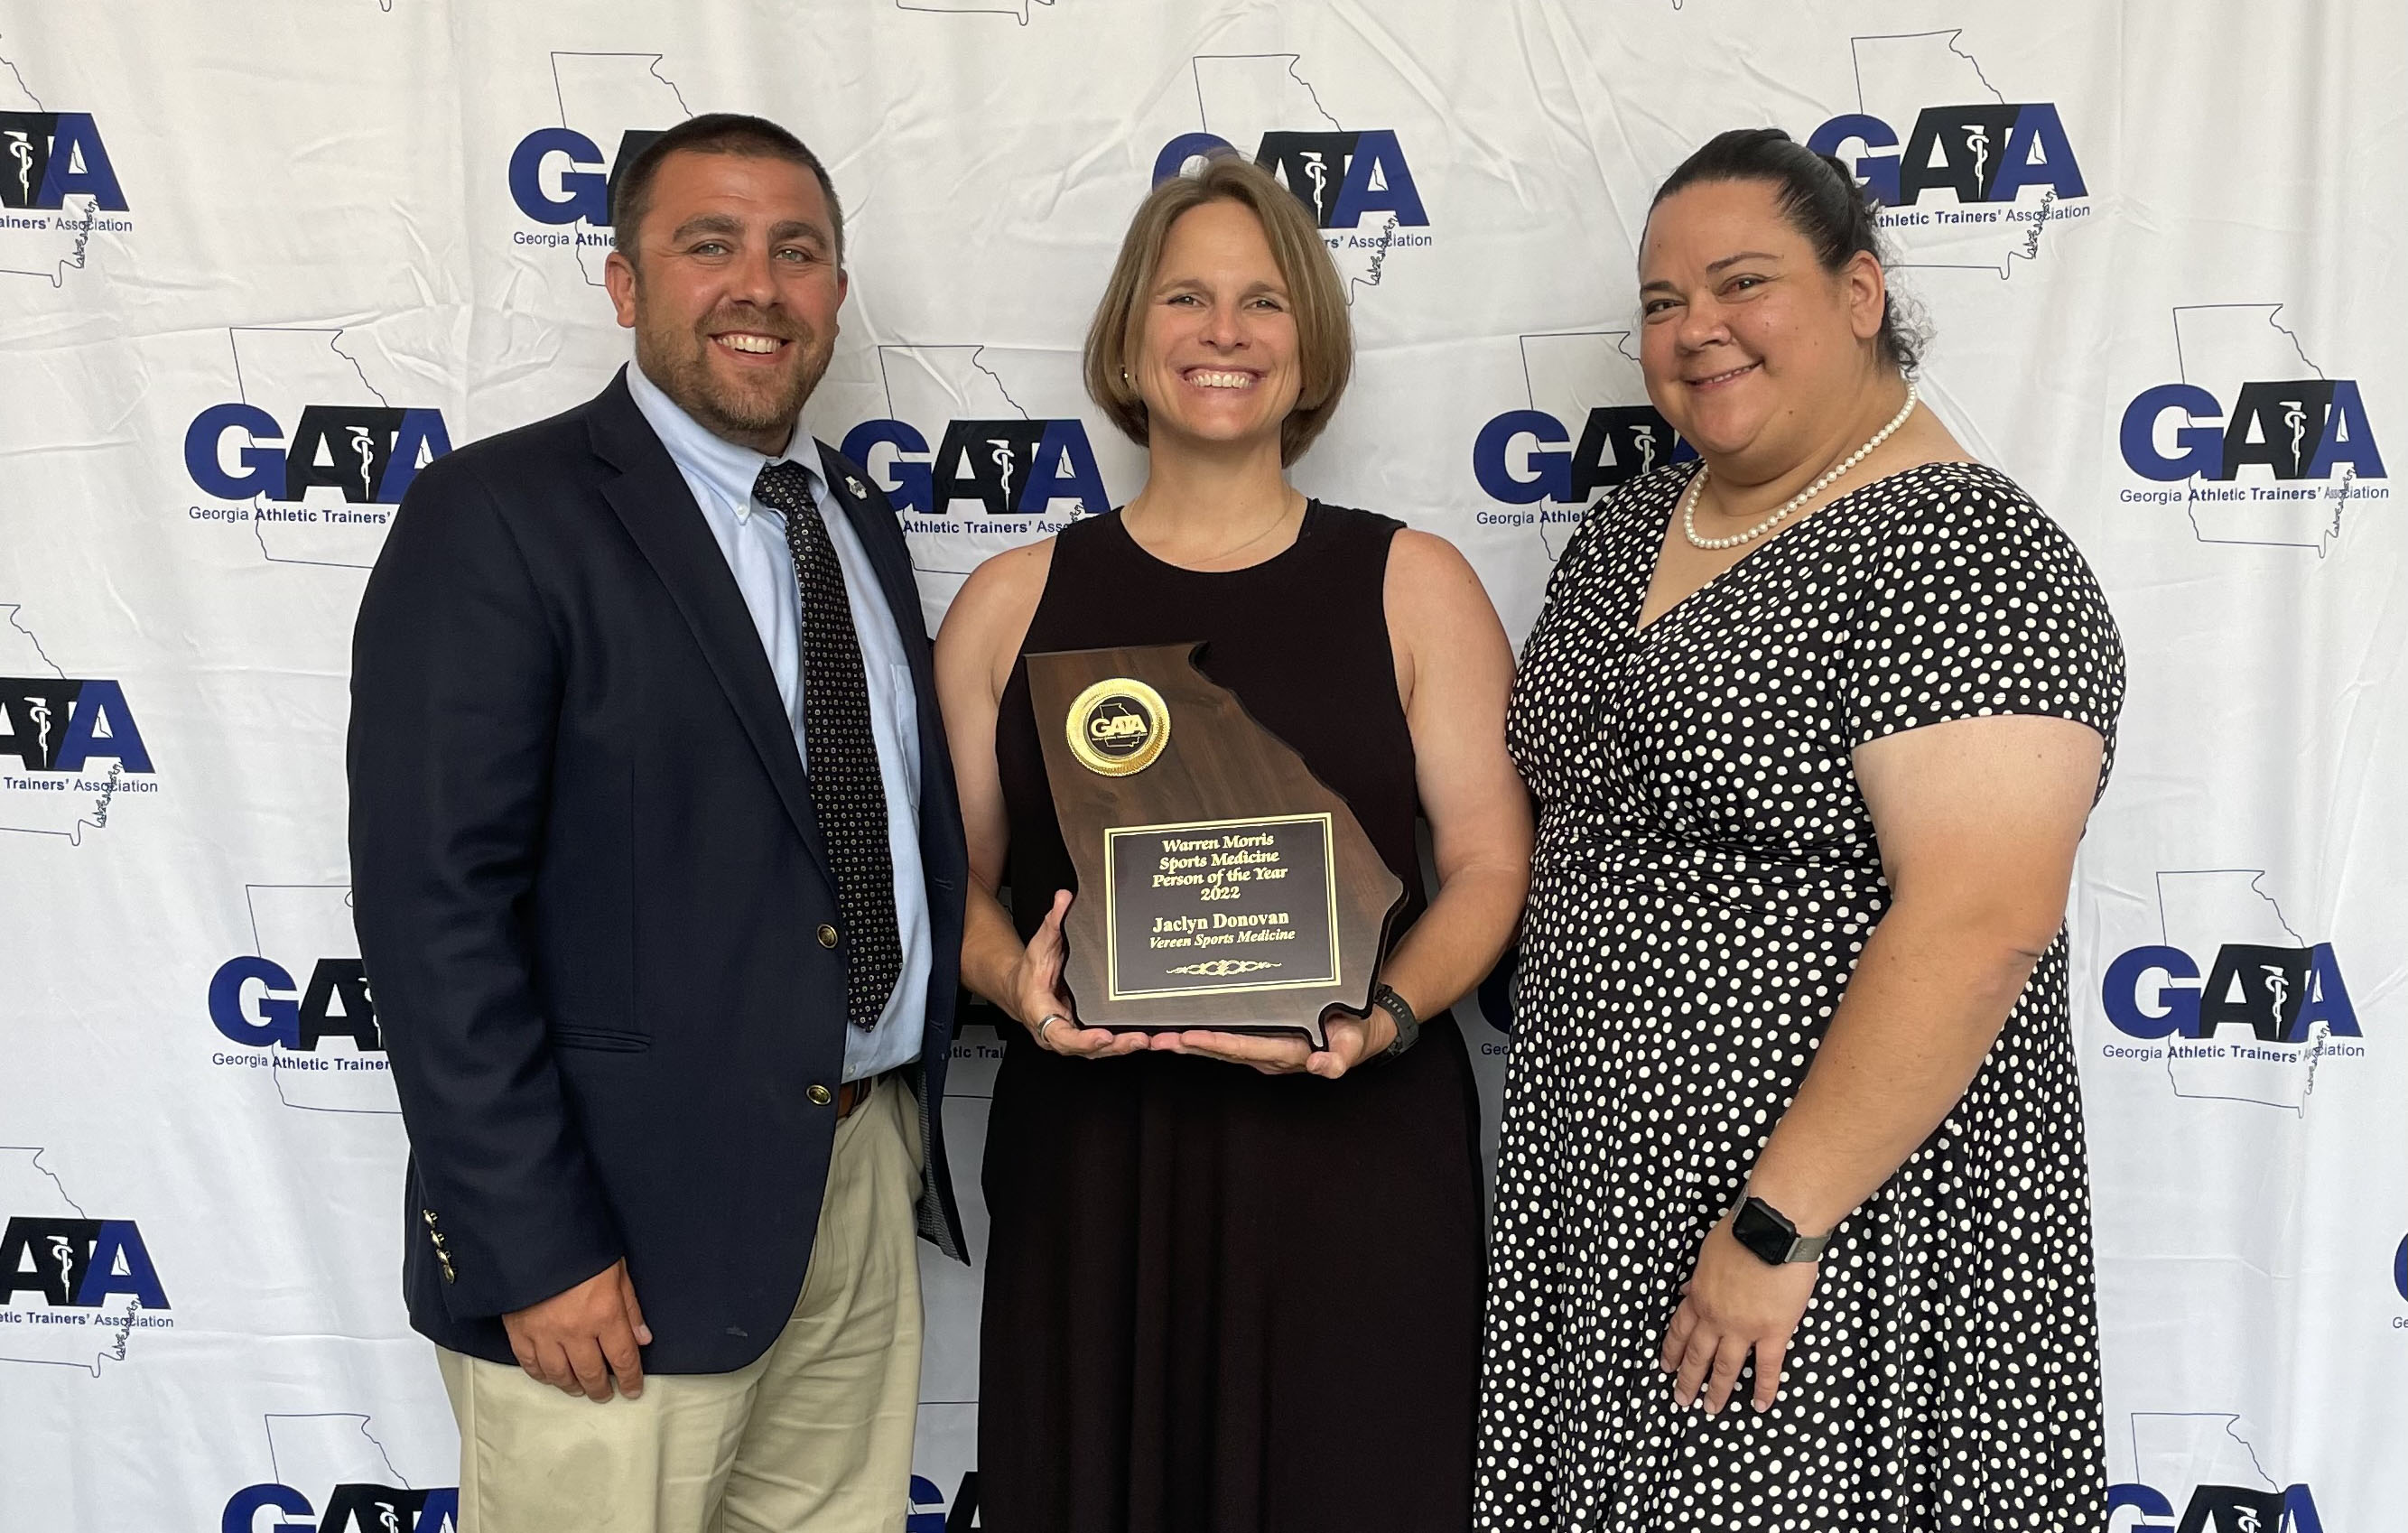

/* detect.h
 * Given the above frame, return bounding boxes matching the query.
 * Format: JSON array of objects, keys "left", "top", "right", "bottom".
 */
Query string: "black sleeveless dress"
[{"left": 978, "top": 504, "right": 1483, "bottom": 1533}]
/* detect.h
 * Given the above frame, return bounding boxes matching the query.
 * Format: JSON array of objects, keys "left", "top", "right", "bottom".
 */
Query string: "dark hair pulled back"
[{"left": 1650, "top": 126, "right": 1924, "bottom": 374}]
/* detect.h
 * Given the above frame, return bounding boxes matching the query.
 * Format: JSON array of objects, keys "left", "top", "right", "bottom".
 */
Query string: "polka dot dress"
[{"left": 1476, "top": 461, "right": 2124, "bottom": 1532}]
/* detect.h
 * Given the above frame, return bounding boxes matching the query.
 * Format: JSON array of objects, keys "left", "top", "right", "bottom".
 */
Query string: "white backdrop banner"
[{"left": 1, "top": 3, "right": 2402, "bottom": 1529}]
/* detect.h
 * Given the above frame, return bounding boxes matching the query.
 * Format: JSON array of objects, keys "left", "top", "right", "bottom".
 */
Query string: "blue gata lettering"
[
  {"left": 185, "top": 404, "right": 452, "bottom": 505},
  {"left": 0, "top": 113, "right": 129, "bottom": 210},
  {"left": 2103, "top": 943, "right": 2359, "bottom": 1042},
  {"left": 209, "top": 956, "right": 382, "bottom": 1051},
  {"left": 2120, "top": 381, "right": 2385, "bottom": 481},
  {"left": 1152, "top": 129, "right": 1427, "bottom": 228},
  {"left": 0, "top": 1217, "right": 167, "bottom": 1308},
  {"left": 1473, "top": 407, "right": 1690, "bottom": 504},
  {"left": 507, "top": 126, "right": 663, "bottom": 226},
  {"left": 1808, "top": 104, "right": 2084, "bottom": 208},
  {"left": 0, "top": 678, "right": 152, "bottom": 774},
  {"left": 841, "top": 418, "right": 1109, "bottom": 518}
]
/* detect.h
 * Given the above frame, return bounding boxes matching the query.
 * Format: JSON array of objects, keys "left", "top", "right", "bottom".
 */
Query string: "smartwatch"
[
  {"left": 1370, "top": 984, "right": 1420, "bottom": 1058},
  {"left": 1731, "top": 1195, "right": 1831, "bottom": 1266}
]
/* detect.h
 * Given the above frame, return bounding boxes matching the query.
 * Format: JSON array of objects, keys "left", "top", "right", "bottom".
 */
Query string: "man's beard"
[{"left": 636, "top": 304, "right": 831, "bottom": 447}]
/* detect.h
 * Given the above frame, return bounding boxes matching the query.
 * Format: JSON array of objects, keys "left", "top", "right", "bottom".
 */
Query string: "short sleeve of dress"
[{"left": 1844, "top": 466, "right": 2125, "bottom": 765}]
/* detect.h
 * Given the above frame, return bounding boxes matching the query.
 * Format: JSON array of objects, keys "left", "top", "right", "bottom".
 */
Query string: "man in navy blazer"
[{"left": 349, "top": 114, "right": 967, "bottom": 1532}]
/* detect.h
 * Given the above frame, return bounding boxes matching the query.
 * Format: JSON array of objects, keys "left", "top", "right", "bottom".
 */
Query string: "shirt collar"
[{"left": 624, "top": 361, "right": 821, "bottom": 523}]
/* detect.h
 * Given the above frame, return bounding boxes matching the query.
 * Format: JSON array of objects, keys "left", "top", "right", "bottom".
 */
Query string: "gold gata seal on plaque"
[{"left": 1065, "top": 678, "right": 1170, "bottom": 776}]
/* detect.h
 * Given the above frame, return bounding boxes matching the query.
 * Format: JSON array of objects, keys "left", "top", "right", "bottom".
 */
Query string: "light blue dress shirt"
[{"left": 627, "top": 363, "right": 932, "bottom": 1082}]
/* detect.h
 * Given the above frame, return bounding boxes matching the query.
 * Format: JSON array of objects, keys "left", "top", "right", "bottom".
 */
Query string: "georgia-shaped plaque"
[{"left": 1024, "top": 642, "right": 1405, "bottom": 1048}]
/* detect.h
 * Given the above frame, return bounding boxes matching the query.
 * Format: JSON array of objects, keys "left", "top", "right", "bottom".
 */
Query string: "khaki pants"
[{"left": 436, "top": 1076, "right": 925, "bottom": 1533}]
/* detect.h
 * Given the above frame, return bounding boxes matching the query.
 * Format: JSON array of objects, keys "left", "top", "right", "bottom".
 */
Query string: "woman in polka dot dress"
[{"left": 1476, "top": 128, "right": 2124, "bottom": 1531}]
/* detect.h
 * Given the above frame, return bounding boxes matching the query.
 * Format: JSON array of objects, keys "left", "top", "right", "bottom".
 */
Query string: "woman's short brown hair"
[{"left": 1083, "top": 154, "right": 1354, "bottom": 467}]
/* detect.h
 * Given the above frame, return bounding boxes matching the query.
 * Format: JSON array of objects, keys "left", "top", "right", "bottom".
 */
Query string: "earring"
[{"left": 1120, "top": 367, "right": 1131, "bottom": 387}]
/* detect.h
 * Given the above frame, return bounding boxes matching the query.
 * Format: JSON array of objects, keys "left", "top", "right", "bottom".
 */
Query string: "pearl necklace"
[{"left": 1681, "top": 382, "right": 1920, "bottom": 551}]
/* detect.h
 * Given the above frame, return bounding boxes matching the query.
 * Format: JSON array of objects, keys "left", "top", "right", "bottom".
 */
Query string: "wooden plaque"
[{"left": 1024, "top": 643, "right": 1404, "bottom": 1048}]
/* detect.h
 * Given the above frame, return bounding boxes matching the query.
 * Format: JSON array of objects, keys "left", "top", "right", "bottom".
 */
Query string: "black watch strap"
[
  {"left": 1732, "top": 1195, "right": 1831, "bottom": 1266},
  {"left": 1371, "top": 984, "right": 1420, "bottom": 1058}
]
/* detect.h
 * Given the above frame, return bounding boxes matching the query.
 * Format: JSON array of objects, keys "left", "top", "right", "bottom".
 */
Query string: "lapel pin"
[{"left": 845, "top": 476, "right": 869, "bottom": 498}]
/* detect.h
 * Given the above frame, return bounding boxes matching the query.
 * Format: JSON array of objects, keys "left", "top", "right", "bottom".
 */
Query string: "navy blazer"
[{"left": 348, "top": 367, "right": 969, "bottom": 1374}]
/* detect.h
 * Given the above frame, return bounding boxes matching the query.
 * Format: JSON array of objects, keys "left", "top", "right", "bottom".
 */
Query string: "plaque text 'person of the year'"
[{"left": 1023, "top": 642, "right": 1405, "bottom": 1048}]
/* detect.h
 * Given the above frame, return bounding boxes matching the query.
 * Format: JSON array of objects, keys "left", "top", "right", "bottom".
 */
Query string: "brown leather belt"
[{"left": 836, "top": 1073, "right": 879, "bottom": 1120}]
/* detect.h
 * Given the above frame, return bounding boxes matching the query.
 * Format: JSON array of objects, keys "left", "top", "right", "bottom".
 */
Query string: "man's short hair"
[
  {"left": 610, "top": 113, "right": 844, "bottom": 266},
  {"left": 1083, "top": 154, "right": 1353, "bottom": 467}
]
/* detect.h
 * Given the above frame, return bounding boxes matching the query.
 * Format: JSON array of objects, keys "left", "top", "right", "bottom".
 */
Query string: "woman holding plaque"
[
  {"left": 934, "top": 154, "right": 1531, "bottom": 1533},
  {"left": 1476, "top": 128, "right": 2124, "bottom": 1529}
]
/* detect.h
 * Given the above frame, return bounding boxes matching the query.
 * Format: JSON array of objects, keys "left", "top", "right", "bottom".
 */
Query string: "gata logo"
[
  {"left": 2097, "top": 870, "right": 2365, "bottom": 1114},
  {"left": 2120, "top": 306, "right": 2389, "bottom": 557},
  {"left": 1, "top": 606, "right": 158, "bottom": 847},
  {"left": 0, "top": 677, "right": 151, "bottom": 774},
  {"left": 0, "top": 1217, "right": 167, "bottom": 1311},
  {"left": 1148, "top": 53, "right": 1433, "bottom": 300},
  {"left": 833, "top": 343, "right": 1130, "bottom": 579},
  {"left": 2102, "top": 941, "right": 2357, "bottom": 1045},
  {"left": 183, "top": 327, "right": 446, "bottom": 570},
  {"left": 0, "top": 1147, "right": 173, "bottom": 1372},
  {"left": 1472, "top": 331, "right": 1694, "bottom": 546},
  {"left": 209, "top": 887, "right": 397, "bottom": 1114},
  {"left": 184, "top": 403, "right": 452, "bottom": 507},
  {"left": 1803, "top": 32, "right": 2092, "bottom": 276},
  {"left": 3, "top": 60, "right": 136, "bottom": 286},
  {"left": 503, "top": 52, "right": 690, "bottom": 285},
  {"left": 0, "top": 111, "right": 127, "bottom": 211},
  {"left": 210, "top": 955, "right": 378, "bottom": 1054},
  {"left": 1807, "top": 100, "right": 2085, "bottom": 210},
  {"left": 2122, "top": 379, "right": 2383, "bottom": 484},
  {"left": 840, "top": 415, "right": 1108, "bottom": 520},
  {"left": 1152, "top": 125, "right": 1426, "bottom": 231},
  {"left": 1473, "top": 404, "right": 1688, "bottom": 506}
]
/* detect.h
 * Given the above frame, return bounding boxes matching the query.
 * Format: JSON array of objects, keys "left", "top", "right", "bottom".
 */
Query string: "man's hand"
[{"left": 501, "top": 1259, "right": 652, "bottom": 1402}]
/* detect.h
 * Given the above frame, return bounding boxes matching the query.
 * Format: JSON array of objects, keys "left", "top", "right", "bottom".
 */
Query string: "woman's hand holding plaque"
[{"left": 1010, "top": 889, "right": 1148, "bottom": 1058}]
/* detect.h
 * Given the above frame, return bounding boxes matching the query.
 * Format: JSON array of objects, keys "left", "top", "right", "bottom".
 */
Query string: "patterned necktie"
[{"left": 753, "top": 460, "right": 903, "bottom": 1031}]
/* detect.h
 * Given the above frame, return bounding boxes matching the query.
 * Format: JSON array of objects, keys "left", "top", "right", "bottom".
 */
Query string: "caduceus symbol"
[
  {"left": 2282, "top": 401, "right": 2309, "bottom": 463},
  {"left": 46, "top": 1233, "right": 75, "bottom": 1287},
  {"left": 26, "top": 696, "right": 52, "bottom": 766},
  {"left": 5, "top": 132, "right": 31, "bottom": 203},
  {"left": 1634, "top": 428, "right": 1659, "bottom": 475},
  {"left": 2236, "top": 1508, "right": 2262, "bottom": 1533},
  {"left": 376, "top": 1501, "right": 402, "bottom": 1533},
  {"left": 1964, "top": 124, "right": 1992, "bottom": 190},
  {"left": 988, "top": 438, "right": 1017, "bottom": 497},
  {"left": 2261, "top": 964, "right": 2292, "bottom": 1030},
  {"left": 348, "top": 425, "right": 378, "bottom": 502},
  {"left": 1300, "top": 151, "right": 1330, "bottom": 214}
]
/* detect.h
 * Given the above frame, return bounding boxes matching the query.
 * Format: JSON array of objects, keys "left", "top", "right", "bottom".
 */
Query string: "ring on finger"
[{"left": 1037, "top": 1013, "right": 1069, "bottom": 1046}]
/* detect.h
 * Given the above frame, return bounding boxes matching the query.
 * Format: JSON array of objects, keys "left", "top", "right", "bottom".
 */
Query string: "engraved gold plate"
[{"left": 1065, "top": 677, "right": 1171, "bottom": 776}]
